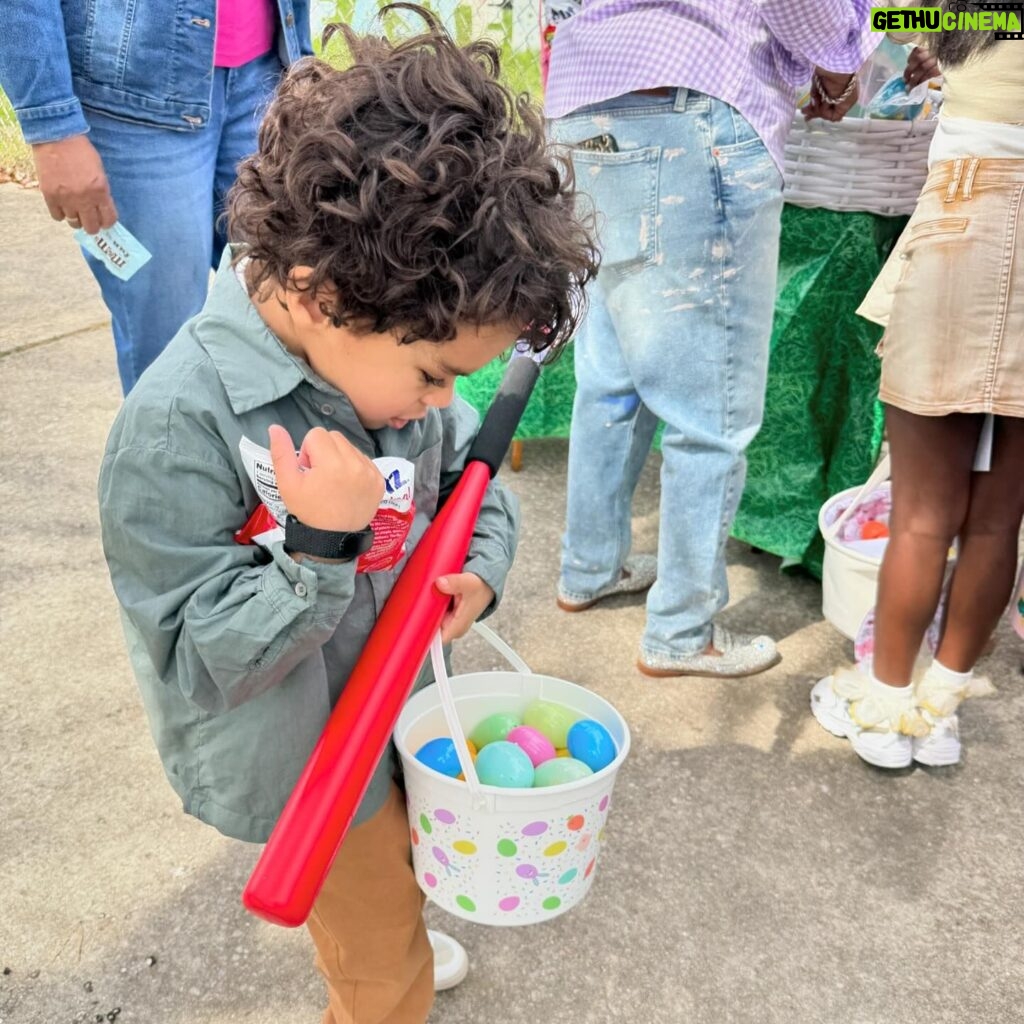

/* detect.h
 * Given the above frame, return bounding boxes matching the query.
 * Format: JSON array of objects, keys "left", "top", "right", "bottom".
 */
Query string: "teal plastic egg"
[
  {"left": 414, "top": 737, "right": 461, "bottom": 778},
  {"left": 566, "top": 719, "right": 617, "bottom": 773},
  {"left": 533, "top": 757, "right": 593, "bottom": 787},
  {"left": 475, "top": 741, "right": 535, "bottom": 788},
  {"left": 469, "top": 711, "right": 521, "bottom": 749},
  {"left": 522, "top": 700, "right": 579, "bottom": 748}
]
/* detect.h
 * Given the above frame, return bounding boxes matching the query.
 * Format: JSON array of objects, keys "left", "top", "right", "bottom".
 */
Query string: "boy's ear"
[{"left": 285, "top": 266, "right": 337, "bottom": 330}]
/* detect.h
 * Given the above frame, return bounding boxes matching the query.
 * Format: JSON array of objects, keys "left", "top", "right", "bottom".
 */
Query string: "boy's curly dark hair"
[{"left": 228, "top": 4, "right": 597, "bottom": 353}]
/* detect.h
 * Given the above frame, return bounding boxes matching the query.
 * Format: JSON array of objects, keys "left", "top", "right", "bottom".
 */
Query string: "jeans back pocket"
[{"left": 568, "top": 147, "right": 660, "bottom": 273}]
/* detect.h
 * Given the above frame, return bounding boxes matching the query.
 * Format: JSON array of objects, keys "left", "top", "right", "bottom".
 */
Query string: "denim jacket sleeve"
[
  {"left": 99, "top": 443, "right": 358, "bottom": 715},
  {"left": 1, "top": 0, "right": 90, "bottom": 144},
  {"left": 438, "top": 397, "right": 520, "bottom": 613}
]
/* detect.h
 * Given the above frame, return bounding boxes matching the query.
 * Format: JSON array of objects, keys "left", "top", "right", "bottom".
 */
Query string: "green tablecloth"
[{"left": 456, "top": 204, "right": 907, "bottom": 578}]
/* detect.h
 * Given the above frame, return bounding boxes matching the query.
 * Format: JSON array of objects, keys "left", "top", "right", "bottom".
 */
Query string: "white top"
[{"left": 929, "top": 113, "right": 1024, "bottom": 166}]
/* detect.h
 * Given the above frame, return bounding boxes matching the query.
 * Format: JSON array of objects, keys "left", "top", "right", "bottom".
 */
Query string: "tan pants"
[{"left": 306, "top": 783, "right": 434, "bottom": 1024}]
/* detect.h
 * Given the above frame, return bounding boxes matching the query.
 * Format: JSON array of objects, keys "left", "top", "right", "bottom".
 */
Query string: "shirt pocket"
[{"left": 567, "top": 146, "right": 661, "bottom": 273}]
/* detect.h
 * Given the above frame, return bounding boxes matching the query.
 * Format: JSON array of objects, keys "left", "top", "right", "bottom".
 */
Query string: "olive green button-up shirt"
[{"left": 98, "top": 250, "right": 519, "bottom": 843}]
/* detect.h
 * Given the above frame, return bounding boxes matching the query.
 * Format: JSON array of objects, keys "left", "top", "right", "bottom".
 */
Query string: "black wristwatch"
[{"left": 283, "top": 515, "right": 374, "bottom": 562}]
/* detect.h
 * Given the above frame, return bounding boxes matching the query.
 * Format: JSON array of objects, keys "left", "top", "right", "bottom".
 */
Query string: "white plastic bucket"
[
  {"left": 820, "top": 485, "right": 886, "bottom": 639},
  {"left": 394, "top": 624, "right": 630, "bottom": 926}
]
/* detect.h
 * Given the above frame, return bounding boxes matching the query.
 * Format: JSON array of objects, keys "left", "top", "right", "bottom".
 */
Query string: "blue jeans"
[
  {"left": 83, "top": 50, "right": 282, "bottom": 393},
  {"left": 550, "top": 89, "right": 784, "bottom": 658}
]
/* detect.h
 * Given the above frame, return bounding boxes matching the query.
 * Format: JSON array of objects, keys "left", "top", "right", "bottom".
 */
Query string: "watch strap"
[{"left": 283, "top": 515, "right": 374, "bottom": 561}]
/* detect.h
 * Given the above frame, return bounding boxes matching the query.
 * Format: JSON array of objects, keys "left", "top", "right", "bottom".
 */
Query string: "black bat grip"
[{"left": 466, "top": 355, "right": 541, "bottom": 477}]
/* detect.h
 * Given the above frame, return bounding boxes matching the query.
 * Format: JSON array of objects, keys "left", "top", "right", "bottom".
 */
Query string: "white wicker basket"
[{"left": 783, "top": 114, "right": 937, "bottom": 217}]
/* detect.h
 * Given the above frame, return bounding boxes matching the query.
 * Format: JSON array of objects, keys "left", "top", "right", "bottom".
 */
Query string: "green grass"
[{"left": 0, "top": 93, "right": 34, "bottom": 182}]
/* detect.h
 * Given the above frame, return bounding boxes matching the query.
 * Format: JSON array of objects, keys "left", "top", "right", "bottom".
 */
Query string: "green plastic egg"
[
  {"left": 523, "top": 700, "right": 579, "bottom": 748},
  {"left": 533, "top": 757, "right": 593, "bottom": 788},
  {"left": 468, "top": 711, "right": 521, "bottom": 749}
]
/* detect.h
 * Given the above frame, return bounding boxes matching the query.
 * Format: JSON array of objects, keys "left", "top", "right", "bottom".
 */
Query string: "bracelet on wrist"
[{"left": 813, "top": 72, "right": 857, "bottom": 107}]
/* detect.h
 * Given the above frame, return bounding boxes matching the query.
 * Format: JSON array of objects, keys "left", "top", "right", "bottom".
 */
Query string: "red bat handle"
[{"left": 242, "top": 461, "right": 492, "bottom": 927}]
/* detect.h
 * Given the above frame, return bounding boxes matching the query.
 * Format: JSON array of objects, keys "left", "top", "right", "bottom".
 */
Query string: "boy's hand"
[
  {"left": 435, "top": 573, "right": 495, "bottom": 644},
  {"left": 268, "top": 424, "right": 384, "bottom": 531}
]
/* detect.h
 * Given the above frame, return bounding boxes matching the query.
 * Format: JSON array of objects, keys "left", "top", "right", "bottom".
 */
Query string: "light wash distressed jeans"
[
  {"left": 82, "top": 50, "right": 282, "bottom": 393},
  {"left": 550, "top": 89, "right": 783, "bottom": 659}
]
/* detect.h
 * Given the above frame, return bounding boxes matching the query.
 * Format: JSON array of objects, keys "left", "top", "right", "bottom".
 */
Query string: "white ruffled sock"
[{"left": 925, "top": 658, "right": 974, "bottom": 687}]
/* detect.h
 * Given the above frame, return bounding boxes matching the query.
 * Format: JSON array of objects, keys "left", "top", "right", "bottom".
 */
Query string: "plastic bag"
[{"left": 866, "top": 74, "right": 931, "bottom": 120}]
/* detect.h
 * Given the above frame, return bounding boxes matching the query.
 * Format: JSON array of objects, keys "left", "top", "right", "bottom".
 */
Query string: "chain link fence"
[{"left": 0, "top": 0, "right": 543, "bottom": 183}]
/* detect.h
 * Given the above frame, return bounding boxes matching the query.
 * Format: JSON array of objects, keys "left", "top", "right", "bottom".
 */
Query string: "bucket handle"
[
  {"left": 470, "top": 620, "right": 533, "bottom": 674},
  {"left": 428, "top": 632, "right": 487, "bottom": 807},
  {"left": 426, "top": 624, "right": 535, "bottom": 807},
  {"left": 824, "top": 454, "right": 891, "bottom": 539}
]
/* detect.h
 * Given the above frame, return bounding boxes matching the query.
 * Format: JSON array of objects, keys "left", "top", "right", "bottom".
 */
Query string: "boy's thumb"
[
  {"left": 267, "top": 424, "right": 299, "bottom": 488},
  {"left": 435, "top": 576, "right": 453, "bottom": 594}
]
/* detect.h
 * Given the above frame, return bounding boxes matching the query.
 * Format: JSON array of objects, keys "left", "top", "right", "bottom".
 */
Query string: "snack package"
[{"left": 866, "top": 74, "right": 930, "bottom": 120}]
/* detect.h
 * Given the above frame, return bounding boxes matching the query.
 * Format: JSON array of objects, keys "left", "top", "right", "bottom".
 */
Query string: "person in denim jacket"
[
  {"left": 98, "top": 11, "right": 597, "bottom": 1020},
  {"left": 0, "top": 0, "right": 312, "bottom": 393}
]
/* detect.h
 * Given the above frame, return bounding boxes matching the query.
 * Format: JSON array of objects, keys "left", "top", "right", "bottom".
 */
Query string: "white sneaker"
[
  {"left": 912, "top": 713, "right": 961, "bottom": 767},
  {"left": 810, "top": 671, "right": 923, "bottom": 770},
  {"left": 428, "top": 930, "right": 468, "bottom": 992}
]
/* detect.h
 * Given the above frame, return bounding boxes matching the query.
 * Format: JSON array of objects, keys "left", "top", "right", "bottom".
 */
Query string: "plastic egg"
[
  {"left": 469, "top": 711, "right": 521, "bottom": 749},
  {"left": 533, "top": 757, "right": 593, "bottom": 787},
  {"left": 414, "top": 737, "right": 461, "bottom": 778},
  {"left": 523, "top": 700, "right": 579, "bottom": 748},
  {"left": 475, "top": 741, "right": 535, "bottom": 788},
  {"left": 861, "top": 520, "right": 890, "bottom": 540},
  {"left": 567, "top": 719, "right": 617, "bottom": 773},
  {"left": 465, "top": 739, "right": 478, "bottom": 762},
  {"left": 555, "top": 748, "right": 570, "bottom": 758},
  {"left": 506, "top": 725, "right": 556, "bottom": 767}
]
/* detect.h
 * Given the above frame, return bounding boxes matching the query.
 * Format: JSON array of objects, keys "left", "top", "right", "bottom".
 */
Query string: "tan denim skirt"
[{"left": 858, "top": 157, "right": 1024, "bottom": 417}]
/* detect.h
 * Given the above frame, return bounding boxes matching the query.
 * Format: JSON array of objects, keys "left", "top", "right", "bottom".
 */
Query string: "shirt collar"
[{"left": 198, "top": 246, "right": 360, "bottom": 422}]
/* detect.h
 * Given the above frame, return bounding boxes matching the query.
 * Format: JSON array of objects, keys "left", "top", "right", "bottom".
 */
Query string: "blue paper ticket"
[{"left": 74, "top": 222, "right": 152, "bottom": 281}]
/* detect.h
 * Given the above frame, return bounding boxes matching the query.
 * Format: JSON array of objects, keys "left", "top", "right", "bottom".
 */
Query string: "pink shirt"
[{"left": 215, "top": 0, "right": 277, "bottom": 68}]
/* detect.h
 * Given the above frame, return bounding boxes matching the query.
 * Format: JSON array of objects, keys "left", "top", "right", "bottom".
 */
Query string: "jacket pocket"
[{"left": 567, "top": 146, "right": 660, "bottom": 272}]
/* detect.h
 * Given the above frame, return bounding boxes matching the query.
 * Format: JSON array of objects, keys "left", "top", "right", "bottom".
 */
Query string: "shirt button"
[
  {"left": 320, "top": 403, "right": 334, "bottom": 416},
  {"left": 294, "top": 582, "right": 308, "bottom": 598},
  {"left": 285, "top": 12, "right": 295, "bottom": 26}
]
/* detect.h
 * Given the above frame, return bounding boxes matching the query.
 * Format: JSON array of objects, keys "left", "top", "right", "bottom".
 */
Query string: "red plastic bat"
[{"left": 243, "top": 355, "right": 540, "bottom": 927}]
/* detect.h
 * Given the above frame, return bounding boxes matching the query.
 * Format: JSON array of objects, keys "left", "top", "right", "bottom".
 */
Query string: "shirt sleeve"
[
  {"left": 99, "top": 444, "right": 357, "bottom": 714},
  {"left": 1, "top": 0, "right": 90, "bottom": 144},
  {"left": 760, "top": 0, "right": 880, "bottom": 74},
  {"left": 437, "top": 397, "right": 520, "bottom": 614}
]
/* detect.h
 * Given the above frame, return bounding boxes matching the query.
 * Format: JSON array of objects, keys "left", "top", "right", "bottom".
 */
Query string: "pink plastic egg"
[{"left": 506, "top": 725, "right": 557, "bottom": 768}]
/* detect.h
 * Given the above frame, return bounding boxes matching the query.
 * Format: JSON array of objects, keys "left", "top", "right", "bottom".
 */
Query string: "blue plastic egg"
[
  {"left": 414, "top": 737, "right": 461, "bottom": 779},
  {"left": 475, "top": 741, "right": 535, "bottom": 788},
  {"left": 566, "top": 719, "right": 617, "bottom": 773}
]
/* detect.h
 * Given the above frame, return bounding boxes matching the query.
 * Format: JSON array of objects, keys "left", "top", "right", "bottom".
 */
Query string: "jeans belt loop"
[
  {"left": 945, "top": 158, "right": 965, "bottom": 203},
  {"left": 962, "top": 157, "right": 981, "bottom": 200},
  {"left": 673, "top": 87, "right": 689, "bottom": 113}
]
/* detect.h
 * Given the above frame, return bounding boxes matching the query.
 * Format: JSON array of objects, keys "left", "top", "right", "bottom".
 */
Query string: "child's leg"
[
  {"left": 935, "top": 416, "right": 1024, "bottom": 671},
  {"left": 306, "top": 783, "right": 432, "bottom": 1024},
  {"left": 872, "top": 407, "right": 983, "bottom": 685}
]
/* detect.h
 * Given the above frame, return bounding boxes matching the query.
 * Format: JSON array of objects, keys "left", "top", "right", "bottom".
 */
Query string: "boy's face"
[
  {"left": 255, "top": 272, "right": 521, "bottom": 429},
  {"left": 304, "top": 319, "right": 520, "bottom": 430}
]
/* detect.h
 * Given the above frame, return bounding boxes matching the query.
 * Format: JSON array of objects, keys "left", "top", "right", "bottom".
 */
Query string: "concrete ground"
[{"left": 2, "top": 182, "right": 1023, "bottom": 1024}]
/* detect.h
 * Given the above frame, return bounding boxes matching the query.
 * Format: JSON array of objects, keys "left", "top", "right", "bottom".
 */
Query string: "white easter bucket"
[
  {"left": 394, "top": 624, "right": 630, "bottom": 926},
  {"left": 819, "top": 457, "right": 892, "bottom": 640}
]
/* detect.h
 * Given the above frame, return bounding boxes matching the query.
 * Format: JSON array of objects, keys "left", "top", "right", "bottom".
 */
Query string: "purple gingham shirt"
[{"left": 544, "top": 0, "right": 881, "bottom": 172}]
